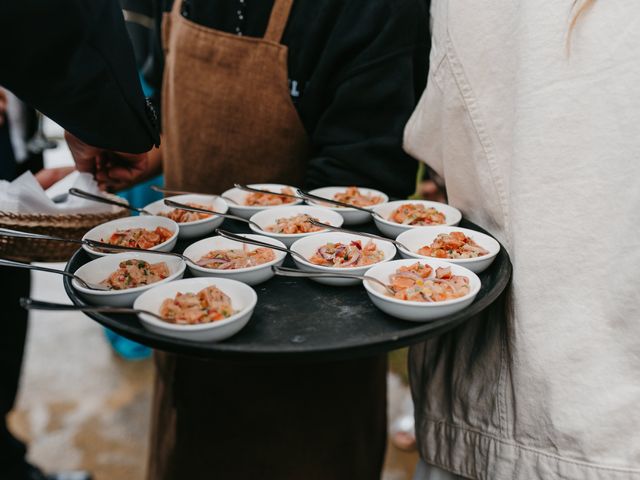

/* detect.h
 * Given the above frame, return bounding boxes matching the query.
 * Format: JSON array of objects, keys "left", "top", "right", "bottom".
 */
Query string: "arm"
[
  {"left": 35, "top": 167, "right": 76, "bottom": 190},
  {"left": 95, "top": 141, "right": 163, "bottom": 191},
  {"left": 0, "top": 0, "right": 159, "bottom": 153},
  {"left": 68, "top": 132, "right": 163, "bottom": 191},
  {"left": 63, "top": 0, "right": 165, "bottom": 191},
  {"left": 304, "top": 0, "right": 430, "bottom": 199}
]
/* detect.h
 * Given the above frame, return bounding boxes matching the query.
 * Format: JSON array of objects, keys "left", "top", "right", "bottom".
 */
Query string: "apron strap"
[
  {"left": 170, "top": 0, "right": 183, "bottom": 15},
  {"left": 162, "top": 0, "right": 184, "bottom": 54},
  {"left": 264, "top": 0, "right": 295, "bottom": 43}
]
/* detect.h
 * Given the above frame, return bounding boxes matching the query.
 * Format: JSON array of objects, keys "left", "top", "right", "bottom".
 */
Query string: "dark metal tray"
[{"left": 63, "top": 219, "right": 511, "bottom": 362}]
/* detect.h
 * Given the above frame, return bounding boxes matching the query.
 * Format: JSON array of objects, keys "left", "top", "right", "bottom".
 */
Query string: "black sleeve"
[
  {"left": 144, "top": 0, "right": 171, "bottom": 122},
  {"left": 121, "top": 0, "right": 155, "bottom": 68},
  {"left": 303, "top": 0, "right": 429, "bottom": 199},
  {"left": 0, "top": 0, "right": 159, "bottom": 153}
]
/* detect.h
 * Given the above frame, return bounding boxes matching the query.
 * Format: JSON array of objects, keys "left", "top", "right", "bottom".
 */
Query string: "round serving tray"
[{"left": 63, "top": 219, "right": 511, "bottom": 362}]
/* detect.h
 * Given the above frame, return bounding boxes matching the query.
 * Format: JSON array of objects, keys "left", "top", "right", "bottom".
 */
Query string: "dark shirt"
[
  {"left": 150, "top": 0, "right": 430, "bottom": 198},
  {"left": 0, "top": 0, "right": 159, "bottom": 153}
]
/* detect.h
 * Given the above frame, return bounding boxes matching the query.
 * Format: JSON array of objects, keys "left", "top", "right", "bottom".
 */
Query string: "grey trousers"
[{"left": 414, "top": 459, "right": 468, "bottom": 480}]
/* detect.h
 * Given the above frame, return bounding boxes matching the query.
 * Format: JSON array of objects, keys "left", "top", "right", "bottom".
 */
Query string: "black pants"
[
  {"left": 0, "top": 267, "right": 31, "bottom": 479},
  {"left": 148, "top": 353, "right": 388, "bottom": 480}
]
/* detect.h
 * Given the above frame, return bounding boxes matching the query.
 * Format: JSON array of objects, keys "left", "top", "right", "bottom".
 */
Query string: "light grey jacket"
[{"left": 404, "top": 1, "right": 640, "bottom": 478}]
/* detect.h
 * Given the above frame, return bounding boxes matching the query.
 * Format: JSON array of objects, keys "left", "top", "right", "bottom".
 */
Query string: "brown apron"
[
  {"left": 149, "top": 1, "right": 387, "bottom": 479},
  {"left": 161, "top": 0, "right": 308, "bottom": 193}
]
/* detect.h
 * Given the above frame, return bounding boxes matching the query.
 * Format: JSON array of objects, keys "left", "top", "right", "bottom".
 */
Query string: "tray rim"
[{"left": 63, "top": 219, "right": 512, "bottom": 362}]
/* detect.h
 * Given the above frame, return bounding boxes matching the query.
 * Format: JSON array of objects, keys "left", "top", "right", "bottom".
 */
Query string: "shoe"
[
  {"left": 390, "top": 413, "right": 417, "bottom": 451},
  {"left": 25, "top": 464, "right": 92, "bottom": 480},
  {"left": 389, "top": 390, "right": 417, "bottom": 452}
]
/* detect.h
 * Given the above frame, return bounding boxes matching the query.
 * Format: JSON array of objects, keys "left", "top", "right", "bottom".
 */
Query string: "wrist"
[{"left": 148, "top": 145, "right": 163, "bottom": 177}]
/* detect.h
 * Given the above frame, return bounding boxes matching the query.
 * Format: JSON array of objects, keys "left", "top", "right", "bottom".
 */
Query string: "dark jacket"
[
  {"left": 0, "top": 0, "right": 159, "bottom": 153},
  {"left": 152, "top": 0, "right": 430, "bottom": 198}
]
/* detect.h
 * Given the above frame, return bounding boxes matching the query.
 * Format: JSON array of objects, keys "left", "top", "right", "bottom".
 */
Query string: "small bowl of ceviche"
[
  {"left": 372, "top": 200, "right": 462, "bottom": 239},
  {"left": 289, "top": 232, "right": 396, "bottom": 286},
  {"left": 71, "top": 252, "right": 186, "bottom": 307},
  {"left": 82, "top": 216, "right": 179, "bottom": 258},
  {"left": 396, "top": 226, "right": 500, "bottom": 274},
  {"left": 221, "top": 183, "right": 303, "bottom": 219},
  {"left": 249, "top": 205, "right": 344, "bottom": 247},
  {"left": 305, "top": 186, "right": 388, "bottom": 225},
  {"left": 133, "top": 277, "right": 258, "bottom": 342},
  {"left": 143, "top": 194, "right": 228, "bottom": 239},
  {"left": 183, "top": 234, "right": 287, "bottom": 285},
  {"left": 362, "top": 258, "right": 480, "bottom": 322}
]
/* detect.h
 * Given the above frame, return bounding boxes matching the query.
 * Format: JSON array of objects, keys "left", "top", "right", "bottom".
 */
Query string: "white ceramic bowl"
[
  {"left": 305, "top": 186, "right": 388, "bottom": 225},
  {"left": 143, "top": 194, "right": 228, "bottom": 239},
  {"left": 372, "top": 200, "right": 462, "bottom": 239},
  {"left": 363, "top": 258, "right": 481, "bottom": 322},
  {"left": 133, "top": 277, "right": 258, "bottom": 342},
  {"left": 71, "top": 252, "right": 186, "bottom": 307},
  {"left": 82, "top": 216, "right": 179, "bottom": 258},
  {"left": 249, "top": 205, "right": 344, "bottom": 247},
  {"left": 396, "top": 226, "right": 500, "bottom": 274},
  {"left": 221, "top": 183, "right": 303, "bottom": 219},
  {"left": 183, "top": 234, "right": 287, "bottom": 285},
  {"left": 289, "top": 232, "right": 396, "bottom": 286}
]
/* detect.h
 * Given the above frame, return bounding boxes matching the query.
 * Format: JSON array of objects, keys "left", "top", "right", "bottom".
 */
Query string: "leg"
[
  {"left": 0, "top": 267, "right": 30, "bottom": 480},
  {"left": 414, "top": 460, "right": 470, "bottom": 480},
  {"left": 148, "top": 353, "right": 388, "bottom": 480}
]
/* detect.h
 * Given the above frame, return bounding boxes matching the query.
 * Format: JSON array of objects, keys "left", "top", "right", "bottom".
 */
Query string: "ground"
[{"left": 9, "top": 267, "right": 418, "bottom": 479}]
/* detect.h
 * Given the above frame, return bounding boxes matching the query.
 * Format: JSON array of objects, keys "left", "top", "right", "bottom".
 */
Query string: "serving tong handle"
[
  {"left": 234, "top": 183, "right": 302, "bottom": 201},
  {"left": 215, "top": 228, "right": 308, "bottom": 262},
  {"left": 20, "top": 298, "right": 165, "bottom": 321},
  {"left": 0, "top": 227, "right": 85, "bottom": 244},
  {"left": 307, "top": 220, "right": 409, "bottom": 251},
  {"left": 68, "top": 188, "right": 151, "bottom": 215},
  {"left": 296, "top": 189, "right": 382, "bottom": 218},
  {"left": 150, "top": 185, "right": 238, "bottom": 205},
  {"left": 0, "top": 227, "right": 189, "bottom": 261},
  {"left": 271, "top": 265, "right": 395, "bottom": 295},
  {"left": 82, "top": 238, "right": 191, "bottom": 262},
  {"left": 0, "top": 258, "right": 109, "bottom": 291},
  {"left": 163, "top": 199, "right": 262, "bottom": 230}
]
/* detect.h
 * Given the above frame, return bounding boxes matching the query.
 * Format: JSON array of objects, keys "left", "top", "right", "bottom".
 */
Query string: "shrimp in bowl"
[
  {"left": 372, "top": 200, "right": 462, "bottom": 238},
  {"left": 183, "top": 234, "right": 287, "bottom": 285},
  {"left": 396, "top": 226, "right": 500, "bottom": 273},
  {"left": 362, "top": 258, "right": 480, "bottom": 321},
  {"left": 133, "top": 278, "right": 258, "bottom": 342},
  {"left": 289, "top": 232, "right": 396, "bottom": 286}
]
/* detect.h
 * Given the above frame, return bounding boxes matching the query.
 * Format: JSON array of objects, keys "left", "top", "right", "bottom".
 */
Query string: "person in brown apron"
[
  {"left": 162, "top": 0, "right": 308, "bottom": 193},
  {"left": 148, "top": 1, "right": 388, "bottom": 478}
]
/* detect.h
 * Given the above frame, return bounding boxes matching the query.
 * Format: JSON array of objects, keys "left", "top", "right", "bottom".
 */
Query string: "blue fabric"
[
  {"left": 104, "top": 328, "right": 151, "bottom": 360},
  {"left": 103, "top": 175, "right": 163, "bottom": 360},
  {"left": 91, "top": 71, "right": 159, "bottom": 360},
  {"left": 117, "top": 175, "right": 164, "bottom": 214},
  {"left": 139, "top": 72, "right": 154, "bottom": 98},
  {"left": 104, "top": 176, "right": 164, "bottom": 360}
]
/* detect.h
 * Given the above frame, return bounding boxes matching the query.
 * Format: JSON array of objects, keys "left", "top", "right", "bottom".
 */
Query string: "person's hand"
[
  {"left": 93, "top": 151, "right": 150, "bottom": 191},
  {"left": 420, "top": 179, "right": 447, "bottom": 203},
  {"left": 65, "top": 131, "right": 156, "bottom": 191},
  {"left": 65, "top": 130, "right": 110, "bottom": 176},
  {"left": 0, "top": 88, "right": 7, "bottom": 127},
  {"left": 35, "top": 166, "right": 76, "bottom": 190}
]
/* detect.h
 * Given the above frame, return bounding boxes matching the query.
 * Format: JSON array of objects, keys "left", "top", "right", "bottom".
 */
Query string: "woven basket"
[{"left": 0, "top": 201, "right": 129, "bottom": 262}]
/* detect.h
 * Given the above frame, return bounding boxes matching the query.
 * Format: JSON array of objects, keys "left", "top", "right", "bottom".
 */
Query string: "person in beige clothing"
[{"left": 404, "top": 1, "right": 640, "bottom": 479}]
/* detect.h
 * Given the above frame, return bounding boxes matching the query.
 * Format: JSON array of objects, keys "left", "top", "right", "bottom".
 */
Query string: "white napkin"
[{"left": 0, "top": 171, "right": 120, "bottom": 215}]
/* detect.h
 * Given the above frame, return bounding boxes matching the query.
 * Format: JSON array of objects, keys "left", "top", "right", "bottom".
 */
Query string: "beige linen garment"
[{"left": 404, "top": 1, "right": 640, "bottom": 479}]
